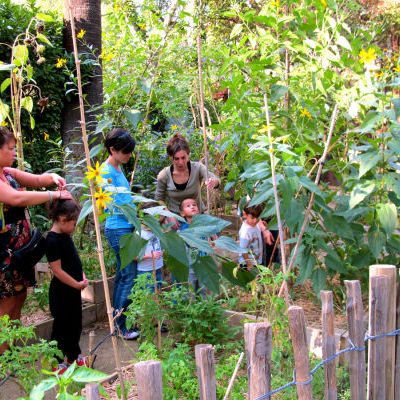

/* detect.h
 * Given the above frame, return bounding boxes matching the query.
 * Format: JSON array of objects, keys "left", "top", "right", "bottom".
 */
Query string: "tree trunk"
[{"left": 62, "top": 0, "right": 103, "bottom": 177}]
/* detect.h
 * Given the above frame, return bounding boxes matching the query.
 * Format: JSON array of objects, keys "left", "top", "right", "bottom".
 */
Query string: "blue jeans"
[
  {"left": 136, "top": 269, "right": 163, "bottom": 292},
  {"left": 105, "top": 228, "right": 137, "bottom": 333}
]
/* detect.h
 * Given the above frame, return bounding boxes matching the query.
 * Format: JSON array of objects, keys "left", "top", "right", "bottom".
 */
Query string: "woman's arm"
[
  {"left": 49, "top": 259, "right": 88, "bottom": 290},
  {"left": 198, "top": 162, "right": 220, "bottom": 189},
  {"left": 0, "top": 180, "right": 72, "bottom": 207},
  {"left": 5, "top": 168, "right": 66, "bottom": 190},
  {"left": 154, "top": 169, "right": 168, "bottom": 202}
]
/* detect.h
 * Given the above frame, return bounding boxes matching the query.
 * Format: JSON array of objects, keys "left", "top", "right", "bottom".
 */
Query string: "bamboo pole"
[
  {"left": 263, "top": 94, "right": 289, "bottom": 307},
  {"left": 197, "top": 36, "right": 210, "bottom": 214},
  {"left": 66, "top": 2, "right": 126, "bottom": 397},
  {"left": 88, "top": 330, "right": 95, "bottom": 369},
  {"left": 152, "top": 251, "right": 162, "bottom": 350},
  {"left": 223, "top": 352, "right": 244, "bottom": 400},
  {"left": 278, "top": 104, "right": 339, "bottom": 297}
]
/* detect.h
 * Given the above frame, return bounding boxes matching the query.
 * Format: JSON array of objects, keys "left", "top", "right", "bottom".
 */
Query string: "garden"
[{"left": 0, "top": 0, "right": 400, "bottom": 398}]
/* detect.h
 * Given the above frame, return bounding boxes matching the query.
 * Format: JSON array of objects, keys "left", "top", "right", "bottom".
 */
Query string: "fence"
[{"left": 83, "top": 264, "right": 400, "bottom": 399}]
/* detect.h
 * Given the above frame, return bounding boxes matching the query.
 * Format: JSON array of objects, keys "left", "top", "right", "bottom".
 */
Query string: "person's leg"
[{"left": 65, "top": 302, "right": 82, "bottom": 363}]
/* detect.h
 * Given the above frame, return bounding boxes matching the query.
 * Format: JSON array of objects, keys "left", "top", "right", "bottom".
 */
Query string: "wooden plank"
[
  {"left": 321, "top": 290, "right": 337, "bottom": 400},
  {"left": 195, "top": 344, "right": 216, "bottom": 400},
  {"left": 85, "top": 383, "right": 99, "bottom": 400},
  {"left": 244, "top": 322, "right": 272, "bottom": 400},
  {"left": 370, "top": 264, "right": 396, "bottom": 400},
  {"left": 368, "top": 275, "right": 389, "bottom": 400},
  {"left": 134, "top": 360, "right": 163, "bottom": 400},
  {"left": 288, "top": 306, "right": 313, "bottom": 399},
  {"left": 345, "top": 280, "right": 366, "bottom": 400}
]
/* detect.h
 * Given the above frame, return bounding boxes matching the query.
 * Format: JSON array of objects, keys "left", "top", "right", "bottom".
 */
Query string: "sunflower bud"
[
  {"left": 36, "top": 44, "right": 45, "bottom": 54},
  {"left": 37, "top": 57, "right": 46, "bottom": 65},
  {"left": 35, "top": 22, "right": 45, "bottom": 33}
]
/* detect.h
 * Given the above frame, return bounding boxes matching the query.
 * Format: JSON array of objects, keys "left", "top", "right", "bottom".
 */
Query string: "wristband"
[{"left": 47, "top": 191, "right": 52, "bottom": 201}]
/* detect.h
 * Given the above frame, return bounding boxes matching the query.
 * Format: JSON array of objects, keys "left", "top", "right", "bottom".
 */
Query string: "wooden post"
[
  {"left": 288, "top": 306, "right": 313, "bottom": 399},
  {"left": 370, "top": 265, "right": 396, "bottom": 400},
  {"left": 88, "top": 330, "right": 95, "bottom": 369},
  {"left": 368, "top": 275, "right": 389, "bottom": 400},
  {"left": 85, "top": 383, "right": 99, "bottom": 400},
  {"left": 195, "top": 344, "right": 216, "bottom": 400},
  {"left": 395, "top": 280, "right": 400, "bottom": 400},
  {"left": 345, "top": 280, "right": 366, "bottom": 400},
  {"left": 321, "top": 290, "right": 337, "bottom": 400},
  {"left": 135, "top": 360, "right": 163, "bottom": 400},
  {"left": 244, "top": 322, "right": 272, "bottom": 400}
]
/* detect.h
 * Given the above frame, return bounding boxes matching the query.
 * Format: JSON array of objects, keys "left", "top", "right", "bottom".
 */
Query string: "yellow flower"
[
  {"left": 86, "top": 161, "right": 109, "bottom": 184},
  {"left": 171, "top": 125, "right": 179, "bottom": 131},
  {"left": 375, "top": 71, "right": 383, "bottom": 77},
  {"left": 271, "top": 0, "right": 280, "bottom": 6},
  {"left": 55, "top": 58, "right": 67, "bottom": 68},
  {"left": 104, "top": 53, "right": 114, "bottom": 62},
  {"left": 300, "top": 108, "right": 312, "bottom": 119},
  {"left": 394, "top": 66, "right": 400, "bottom": 73},
  {"left": 43, "top": 132, "right": 49, "bottom": 140},
  {"left": 0, "top": 121, "right": 7, "bottom": 127},
  {"left": 320, "top": 0, "right": 327, "bottom": 6},
  {"left": 258, "top": 124, "right": 275, "bottom": 134},
  {"left": 252, "top": 134, "right": 258, "bottom": 139},
  {"left": 282, "top": 136, "right": 289, "bottom": 144},
  {"left": 268, "top": 148, "right": 274, "bottom": 153},
  {"left": 77, "top": 29, "right": 86, "bottom": 39},
  {"left": 359, "top": 48, "right": 376, "bottom": 64},
  {"left": 95, "top": 187, "right": 112, "bottom": 209}
]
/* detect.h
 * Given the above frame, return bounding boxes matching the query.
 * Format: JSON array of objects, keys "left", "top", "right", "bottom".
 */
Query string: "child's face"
[
  {"left": 245, "top": 213, "right": 259, "bottom": 227},
  {"left": 180, "top": 199, "right": 199, "bottom": 219},
  {"left": 59, "top": 217, "right": 78, "bottom": 234}
]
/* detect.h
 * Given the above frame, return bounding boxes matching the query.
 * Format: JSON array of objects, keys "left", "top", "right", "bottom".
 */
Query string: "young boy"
[
  {"left": 179, "top": 198, "right": 207, "bottom": 296},
  {"left": 238, "top": 202, "right": 265, "bottom": 271}
]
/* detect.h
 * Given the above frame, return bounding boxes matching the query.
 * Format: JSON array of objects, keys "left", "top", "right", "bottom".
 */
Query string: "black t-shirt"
[{"left": 45, "top": 231, "right": 83, "bottom": 296}]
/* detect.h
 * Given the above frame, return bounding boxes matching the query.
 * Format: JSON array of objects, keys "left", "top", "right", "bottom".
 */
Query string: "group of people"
[{"left": 0, "top": 126, "right": 276, "bottom": 373}]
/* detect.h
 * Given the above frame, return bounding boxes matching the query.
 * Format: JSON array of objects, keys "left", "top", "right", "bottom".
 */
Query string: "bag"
[{"left": 11, "top": 229, "right": 46, "bottom": 277}]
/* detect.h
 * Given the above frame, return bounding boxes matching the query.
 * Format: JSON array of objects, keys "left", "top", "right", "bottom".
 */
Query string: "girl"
[{"left": 45, "top": 199, "right": 88, "bottom": 372}]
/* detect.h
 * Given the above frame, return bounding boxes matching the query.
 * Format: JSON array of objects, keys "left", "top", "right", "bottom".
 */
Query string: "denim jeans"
[
  {"left": 136, "top": 269, "right": 163, "bottom": 292},
  {"left": 105, "top": 228, "right": 137, "bottom": 333}
]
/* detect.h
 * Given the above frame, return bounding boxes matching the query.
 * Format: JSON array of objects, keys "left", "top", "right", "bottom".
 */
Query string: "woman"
[
  {"left": 102, "top": 128, "right": 138, "bottom": 340},
  {"left": 0, "top": 127, "right": 72, "bottom": 345},
  {"left": 155, "top": 133, "right": 220, "bottom": 217}
]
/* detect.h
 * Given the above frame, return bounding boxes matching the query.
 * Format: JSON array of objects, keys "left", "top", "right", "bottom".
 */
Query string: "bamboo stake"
[
  {"left": 66, "top": 2, "right": 126, "bottom": 398},
  {"left": 88, "top": 330, "right": 95, "bottom": 369},
  {"left": 278, "top": 104, "right": 339, "bottom": 297},
  {"left": 263, "top": 94, "right": 289, "bottom": 307},
  {"left": 197, "top": 35, "right": 210, "bottom": 214},
  {"left": 151, "top": 251, "right": 162, "bottom": 350},
  {"left": 223, "top": 352, "right": 244, "bottom": 400}
]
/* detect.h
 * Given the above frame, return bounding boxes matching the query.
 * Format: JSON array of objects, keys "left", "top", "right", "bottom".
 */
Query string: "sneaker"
[
  {"left": 119, "top": 330, "right": 139, "bottom": 340},
  {"left": 51, "top": 363, "right": 68, "bottom": 375},
  {"left": 75, "top": 356, "right": 88, "bottom": 367}
]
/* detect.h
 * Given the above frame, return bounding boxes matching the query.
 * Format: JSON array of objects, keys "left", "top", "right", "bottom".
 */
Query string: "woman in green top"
[{"left": 155, "top": 133, "right": 219, "bottom": 218}]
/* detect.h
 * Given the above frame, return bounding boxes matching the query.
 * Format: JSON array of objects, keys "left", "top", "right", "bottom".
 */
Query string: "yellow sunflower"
[
  {"left": 95, "top": 188, "right": 112, "bottom": 209},
  {"left": 86, "top": 161, "right": 108, "bottom": 184}
]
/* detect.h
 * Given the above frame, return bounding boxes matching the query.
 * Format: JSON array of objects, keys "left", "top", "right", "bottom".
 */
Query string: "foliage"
[
  {"left": 0, "top": 315, "right": 61, "bottom": 395},
  {"left": 22, "top": 278, "right": 50, "bottom": 315}
]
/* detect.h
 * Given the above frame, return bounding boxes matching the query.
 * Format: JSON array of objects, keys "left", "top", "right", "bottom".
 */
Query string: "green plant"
[
  {"left": 22, "top": 279, "right": 50, "bottom": 315},
  {"left": 0, "top": 315, "right": 61, "bottom": 395}
]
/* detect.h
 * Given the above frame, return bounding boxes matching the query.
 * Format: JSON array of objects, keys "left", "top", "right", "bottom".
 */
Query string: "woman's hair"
[
  {"left": 47, "top": 199, "right": 81, "bottom": 222},
  {"left": 104, "top": 128, "right": 136, "bottom": 155},
  {"left": 0, "top": 127, "right": 15, "bottom": 148},
  {"left": 166, "top": 133, "right": 190, "bottom": 157}
]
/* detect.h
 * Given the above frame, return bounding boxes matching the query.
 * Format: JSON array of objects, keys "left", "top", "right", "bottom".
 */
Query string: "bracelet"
[{"left": 47, "top": 191, "right": 52, "bottom": 201}]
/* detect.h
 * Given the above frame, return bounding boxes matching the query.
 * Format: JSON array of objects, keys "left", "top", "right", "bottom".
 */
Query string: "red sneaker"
[
  {"left": 75, "top": 355, "right": 88, "bottom": 367},
  {"left": 51, "top": 363, "right": 68, "bottom": 375}
]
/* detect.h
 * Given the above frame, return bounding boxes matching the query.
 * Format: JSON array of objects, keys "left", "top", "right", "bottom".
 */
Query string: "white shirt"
[
  {"left": 238, "top": 222, "right": 263, "bottom": 265},
  {"left": 137, "top": 229, "right": 163, "bottom": 272}
]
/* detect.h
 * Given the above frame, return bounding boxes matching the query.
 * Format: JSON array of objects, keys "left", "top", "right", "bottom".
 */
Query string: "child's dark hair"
[
  {"left": 0, "top": 127, "right": 15, "bottom": 148},
  {"left": 104, "top": 128, "right": 136, "bottom": 155},
  {"left": 166, "top": 133, "right": 190, "bottom": 157},
  {"left": 179, "top": 198, "right": 197, "bottom": 211},
  {"left": 47, "top": 199, "right": 81, "bottom": 221},
  {"left": 244, "top": 202, "right": 264, "bottom": 219}
]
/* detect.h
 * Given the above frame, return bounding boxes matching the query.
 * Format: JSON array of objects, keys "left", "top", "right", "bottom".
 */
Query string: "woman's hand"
[
  {"left": 77, "top": 278, "right": 89, "bottom": 290},
  {"left": 51, "top": 190, "right": 73, "bottom": 201},
  {"left": 49, "top": 173, "right": 67, "bottom": 190},
  {"left": 205, "top": 177, "right": 218, "bottom": 189}
]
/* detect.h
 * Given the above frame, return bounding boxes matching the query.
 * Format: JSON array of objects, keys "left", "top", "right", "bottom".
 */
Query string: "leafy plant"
[{"left": 22, "top": 278, "right": 50, "bottom": 315}]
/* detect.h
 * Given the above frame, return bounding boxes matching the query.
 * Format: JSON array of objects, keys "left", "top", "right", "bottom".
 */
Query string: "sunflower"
[
  {"left": 95, "top": 188, "right": 112, "bottom": 209},
  {"left": 86, "top": 161, "right": 108, "bottom": 184},
  {"left": 299, "top": 108, "right": 312, "bottom": 119},
  {"left": 359, "top": 48, "right": 376, "bottom": 64},
  {"left": 77, "top": 29, "right": 86, "bottom": 39}
]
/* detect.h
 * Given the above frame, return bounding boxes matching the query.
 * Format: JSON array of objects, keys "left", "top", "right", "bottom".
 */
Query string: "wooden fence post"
[
  {"left": 195, "top": 344, "right": 216, "bottom": 400},
  {"left": 288, "top": 306, "right": 313, "bottom": 399},
  {"left": 345, "top": 280, "right": 366, "bottom": 400},
  {"left": 244, "top": 322, "right": 272, "bottom": 400},
  {"left": 135, "top": 360, "right": 163, "bottom": 400},
  {"left": 368, "top": 275, "right": 389, "bottom": 400},
  {"left": 370, "top": 264, "right": 396, "bottom": 400},
  {"left": 85, "top": 383, "right": 99, "bottom": 400},
  {"left": 321, "top": 290, "right": 337, "bottom": 400}
]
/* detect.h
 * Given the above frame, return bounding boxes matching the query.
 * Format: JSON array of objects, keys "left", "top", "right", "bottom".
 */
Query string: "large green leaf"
[
  {"left": 350, "top": 246, "right": 374, "bottom": 269},
  {"left": 120, "top": 232, "right": 147, "bottom": 268},
  {"left": 324, "top": 254, "right": 347, "bottom": 274},
  {"left": 270, "top": 84, "right": 288, "bottom": 103},
  {"left": 142, "top": 205, "right": 185, "bottom": 223},
  {"left": 298, "top": 251, "right": 315, "bottom": 283},
  {"left": 377, "top": 203, "right": 397, "bottom": 236},
  {"left": 29, "top": 378, "right": 58, "bottom": 400},
  {"left": 116, "top": 204, "right": 141, "bottom": 233},
  {"left": 1, "top": 78, "right": 11, "bottom": 92},
  {"left": 221, "top": 260, "right": 255, "bottom": 287},
  {"left": 349, "top": 182, "right": 375, "bottom": 209},
  {"left": 358, "top": 150, "right": 380, "bottom": 178},
  {"left": 0, "top": 63, "right": 16, "bottom": 71},
  {"left": 124, "top": 109, "right": 144, "bottom": 129},
  {"left": 183, "top": 214, "right": 230, "bottom": 237},
  {"left": 213, "top": 236, "right": 247, "bottom": 253},
  {"left": 368, "top": 227, "right": 386, "bottom": 259},
  {"left": 36, "top": 33, "right": 52, "bottom": 45},
  {"left": 357, "top": 111, "right": 382, "bottom": 133},
  {"left": 162, "top": 231, "right": 189, "bottom": 266},
  {"left": 311, "top": 268, "right": 327, "bottom": 296},
  {"left": 0, "top": 99, "right": 9, "bottom": 123},
  {"left": 324, "top": 215, "right": 354, "bottom": 240},
  {"left": 72, "top": 367, "right": 109, "bottom": 383},
  {"left": 35, "top": 13, "right": 54, "bottom": 21},
  {"left": 21, "top": 96, "right": 33, "bottom": 113},
  {"left": 142, "top": 214, "right": 166, "bottom": 246},
  {"left": 192, "top": 256, "right": 220, "bottom": 293},
  {"left": 178, "top": 230, "right": 214, "bottom": 254},
  {"left": 248, "top": 187, "right": 273, "bottom": 207},
  {"left": 241, "top": 163, "right": 270, "bottom": 179},
  {"left": 13, "top": 44, "right": 29, "bottom": 64},
  {"left": 164, "top": 252, "right": 189, "bottom": 282},
  {"left": 77, "top": 199, "right": 93, "bottom": 224},
  {"left": 299, "top": 176, "right": 323, "bottom": 196}
]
